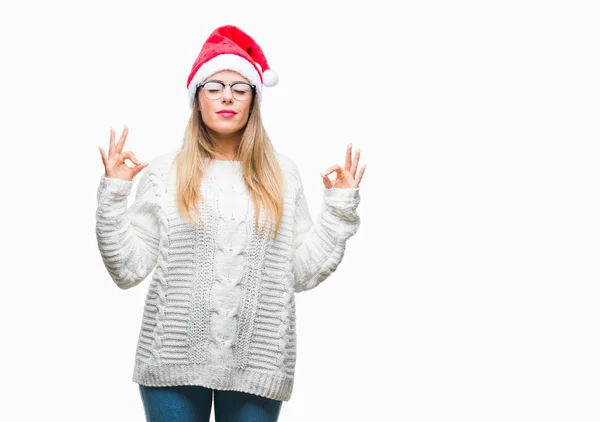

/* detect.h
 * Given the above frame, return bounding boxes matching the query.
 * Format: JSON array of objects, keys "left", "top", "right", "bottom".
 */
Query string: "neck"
[{"left": 210, "top": 130, "right": 242, "bottom": 160}]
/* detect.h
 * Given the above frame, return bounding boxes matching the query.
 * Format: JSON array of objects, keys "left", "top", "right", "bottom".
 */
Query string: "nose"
[{"left": 221, "top": 85, "right": 234, "bottom": 103}]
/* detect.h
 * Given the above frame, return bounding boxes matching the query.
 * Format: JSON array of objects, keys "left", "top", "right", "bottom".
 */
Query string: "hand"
[
  {"left": 98, "top": 125, "right": 148, "bottom": 182},
  {"left": 321, "top": 143, "right": 366, "bottom": 189}
]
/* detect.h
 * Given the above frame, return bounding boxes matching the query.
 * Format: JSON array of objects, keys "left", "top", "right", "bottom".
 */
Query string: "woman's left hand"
[{"left": 321, "top": 143, "right": 366, "bottom": 189}]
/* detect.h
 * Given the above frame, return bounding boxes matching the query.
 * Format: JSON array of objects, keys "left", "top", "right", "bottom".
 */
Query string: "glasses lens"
[
  {"left": 203, "top": 82, "right": 223, "bottom": 100},
  {"left": 232, "top": 83, "right": 252, "bottom": 101}
]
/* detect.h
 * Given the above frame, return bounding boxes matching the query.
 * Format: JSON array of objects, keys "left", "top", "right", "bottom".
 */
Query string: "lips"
[{"left": 217, "top": 109, "right": 237, "bottom": 117}]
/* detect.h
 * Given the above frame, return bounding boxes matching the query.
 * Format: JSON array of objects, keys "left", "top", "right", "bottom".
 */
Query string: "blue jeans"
[{"left": 138, "top": 384, "right": 283, "bottom": 422}]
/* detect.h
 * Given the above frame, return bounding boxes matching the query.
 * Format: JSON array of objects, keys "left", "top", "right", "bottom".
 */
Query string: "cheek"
[
  {"left": 240, "top": 103, "right": 252, "bottom": 120},
  {"left": 199, "top": 97, "right": 211, "bottom": 114},
  {"left": 199, "top": 100, "right": 216, "bottom": 126}
]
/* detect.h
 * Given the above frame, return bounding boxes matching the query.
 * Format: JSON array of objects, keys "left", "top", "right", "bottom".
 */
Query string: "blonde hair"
[{"left": 174, "top": 94, "right": 285, "bottom": 239}]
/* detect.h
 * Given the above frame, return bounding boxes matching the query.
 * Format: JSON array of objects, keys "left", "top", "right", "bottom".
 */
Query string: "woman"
[{"left": 96, "top": 25, "right": 365, "bottom": 422}]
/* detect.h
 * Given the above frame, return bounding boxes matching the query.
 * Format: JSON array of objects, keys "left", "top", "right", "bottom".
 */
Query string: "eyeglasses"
[{"left": 197, "top": 81, "right": 256, "bottom": 101}]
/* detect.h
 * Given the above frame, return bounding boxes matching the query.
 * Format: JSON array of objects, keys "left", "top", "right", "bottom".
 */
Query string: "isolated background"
[{"left": 1, "top": 0, "right": 599, "bottom": 421}]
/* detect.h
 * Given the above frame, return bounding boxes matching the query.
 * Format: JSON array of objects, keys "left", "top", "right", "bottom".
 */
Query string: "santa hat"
[{"left": 186, "top": 25, "right": 278, "bottom": 108}]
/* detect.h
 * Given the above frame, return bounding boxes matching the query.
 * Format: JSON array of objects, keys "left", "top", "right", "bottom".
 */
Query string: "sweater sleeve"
[
  {"left": 95, "top": 166, "right": 160, "bottom": 290},
  {"left": 291, "top": 170, "right": 361, "bottom": 293}
]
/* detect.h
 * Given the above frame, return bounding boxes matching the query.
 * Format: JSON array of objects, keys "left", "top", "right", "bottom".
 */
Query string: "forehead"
[{"left": 206, "top": 70, "right": 249, "bottom": 83}]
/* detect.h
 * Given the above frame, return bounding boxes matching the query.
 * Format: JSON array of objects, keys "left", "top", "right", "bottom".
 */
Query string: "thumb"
[
  {"left": 131, "top": 162, "right": 149, "bottom": 179},
  {"left": 321, "top": 172, "right": 332, "bottom": 189}
]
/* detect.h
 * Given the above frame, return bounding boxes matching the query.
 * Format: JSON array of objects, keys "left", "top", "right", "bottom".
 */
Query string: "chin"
[{"left": 210, "top": 123, "right": 245, "bottom": 135}]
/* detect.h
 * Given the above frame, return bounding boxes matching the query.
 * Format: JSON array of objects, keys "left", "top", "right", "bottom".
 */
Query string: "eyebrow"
[{"left": 205, "top": 79, "right": 249, "bottom": 84}]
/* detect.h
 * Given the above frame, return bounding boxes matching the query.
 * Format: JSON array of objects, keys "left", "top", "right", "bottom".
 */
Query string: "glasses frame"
[{"left": 197, "top": 80, "right": 256, "bottom": 101}]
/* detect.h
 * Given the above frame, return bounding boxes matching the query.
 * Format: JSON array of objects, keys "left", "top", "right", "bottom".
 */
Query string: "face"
[{"left": 197, "top": 70, "right": 254, "bottom": 138}]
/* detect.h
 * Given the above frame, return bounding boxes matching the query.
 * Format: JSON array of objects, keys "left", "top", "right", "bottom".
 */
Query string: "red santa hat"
[{"left": 186, "top": 25, "right": 278, "bottom": 108}]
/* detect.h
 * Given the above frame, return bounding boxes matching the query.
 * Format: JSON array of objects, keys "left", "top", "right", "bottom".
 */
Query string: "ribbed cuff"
[
  {"left": 133, "top": 360, "right": 294, "bottom": 402},
  {"left": 322, "top": 187, "right": 360, "bottom": 217},
  {"left": 97, "top": 175, "right": 134, "bottom": 201}
]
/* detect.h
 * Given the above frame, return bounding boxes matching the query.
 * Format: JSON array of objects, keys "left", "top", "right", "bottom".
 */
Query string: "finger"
[
  {"left": 122, "top": 151, "right": 142, "bottom": 166},
  {"left": 323, "top": 164, "right": 343, "bottom": 176},
  {"left": 344, "top": 143, "right": 352, "bottom": 172},
  {"left": 98, "top": 146, "right": 107, "bottom": 168},
  {"left": 115, "top": 124, "right": 129, "bottom": 154},
  {"left": 355, "top": 165, "right": 366, "bottom": 186},
  {"left": 350, "top": 148, "right": 360, "bottom": 178},
  {"left": 108, "top": 127, "right": 115, "bottom": 157},
  {"left": 131, "top": 163, "right": 149, "bottom": 179},
  {"left": 320, "top": 172, "right": 332, "bottom": 189}
]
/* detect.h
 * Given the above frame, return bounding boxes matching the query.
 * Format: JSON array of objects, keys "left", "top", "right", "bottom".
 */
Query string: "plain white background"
[{"left": 1, "top": 0, "right": 599, "bottom": 420}]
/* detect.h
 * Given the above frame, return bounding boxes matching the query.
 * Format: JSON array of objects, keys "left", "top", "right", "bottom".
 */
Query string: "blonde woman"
[{"left": 96, "top": 25, "right": 365, "bottom": 422}]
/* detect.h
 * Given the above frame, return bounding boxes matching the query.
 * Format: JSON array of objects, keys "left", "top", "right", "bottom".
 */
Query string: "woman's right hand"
[{"left": 98, "top": 125, "right": 148, "bottom": 181}]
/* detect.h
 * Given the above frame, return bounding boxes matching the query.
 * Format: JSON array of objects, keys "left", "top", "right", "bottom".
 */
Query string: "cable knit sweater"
[{"left": 95, "top": 150, "right": 361, "bottom": 401}]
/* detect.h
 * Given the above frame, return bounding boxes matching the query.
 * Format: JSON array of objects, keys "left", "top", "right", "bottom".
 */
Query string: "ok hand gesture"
[
  {"left": 98, "top": 125, "right": 148, "bottom": 182},
  {"left": 321, "top": 144, "right": 366, "bottom": 189}
]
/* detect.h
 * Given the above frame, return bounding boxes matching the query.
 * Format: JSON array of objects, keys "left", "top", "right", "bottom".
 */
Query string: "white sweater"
[{"left": 95, "top": 150, "right": 361, "bottom": 401}]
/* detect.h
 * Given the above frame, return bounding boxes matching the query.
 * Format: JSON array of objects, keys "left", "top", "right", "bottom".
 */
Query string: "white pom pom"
[{"left": 263, "top": 69, "right": 278, "bottom": 87}]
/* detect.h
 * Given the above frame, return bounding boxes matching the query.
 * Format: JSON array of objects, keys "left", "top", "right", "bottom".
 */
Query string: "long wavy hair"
[{"left": 174, "top": 92, "right": 284, "bottom": 240}]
